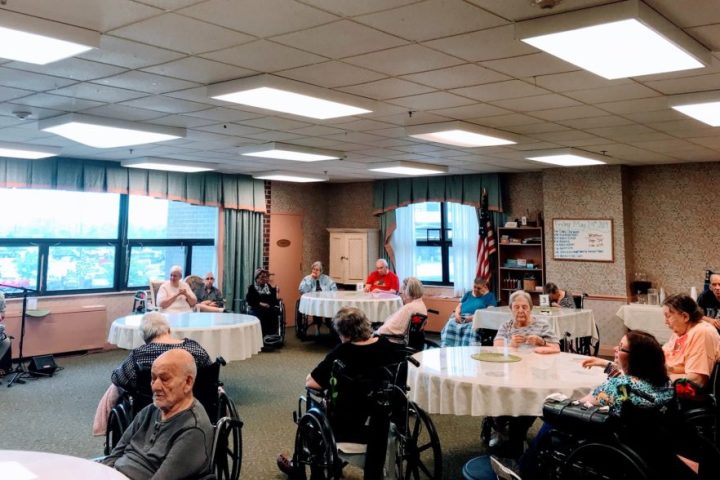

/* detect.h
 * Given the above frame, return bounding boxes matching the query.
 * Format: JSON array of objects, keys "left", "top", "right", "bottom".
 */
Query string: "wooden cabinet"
[
  {"left": 328, "top": 228, "right": 379, "bottom": 285},
  {"left": 496, "top": 226, "right": 545, "bottom": 305}
]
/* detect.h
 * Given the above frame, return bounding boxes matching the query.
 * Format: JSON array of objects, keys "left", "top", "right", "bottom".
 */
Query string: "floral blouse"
[{"left": 592, "top": 375, "right": 673, "bottom": 416}]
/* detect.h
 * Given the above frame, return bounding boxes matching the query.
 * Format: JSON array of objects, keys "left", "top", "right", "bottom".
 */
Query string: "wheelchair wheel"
[
  {"left": 560, "top": 442, "right": 649, "bottom": 480},
  {"left": 396, "top": 401, "right": 442, "bottom": 480},
  {"left": 213, "top": 416, "right": 243, "bottom": 480},
  {"left": 105, "top": 402, "right": 130, "bottom": 455},
  {"left": 293, "top": 409, "right": 342, "bottom": 480},
  {"left": 218, "top": 390, "right": 240, "bottom": 422}
]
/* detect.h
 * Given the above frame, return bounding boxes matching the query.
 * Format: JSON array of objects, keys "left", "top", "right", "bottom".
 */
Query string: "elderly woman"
[
  {"left": 156, "top": 265, "right": 197, "bottom": 313},
  {"left": 486, "top": 290, "right": 559, "bottom": 457},
  {"left": 246, "top": 267, "right": 280, "bottom": 336},
  {"left": 376, "top": 277, "right": 427, "bottom": 338},
  {"left": 661, "top": 294, "right": 720, "bottom": 389},
  {"left": 543, "top": 282, "right": 576, "bottom": 309},
  {"left": 440, "top": 277, "right": 497, "bottom": 347},
  {"left": 298, "top": 261, "right": 337, "bottom": 294},
  {"left": 111, "top": 312, "right": 211, "bottom": 391},
  {"left": 277, "top": 307, "right": 403, "bottom": 476}
]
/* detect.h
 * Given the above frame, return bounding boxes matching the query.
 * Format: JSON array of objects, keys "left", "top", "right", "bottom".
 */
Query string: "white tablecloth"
[
  {"left": 473, "top": 307, "right": 598, "bottom": 340},
  {"left": 298, "top": 291, "right": 403, "bottom": 323},
  {"left": 408, "top": 346, "right": 606, "bottom": 417},
  {"left": 616, "top": 304, "right": 670, "bottom": 344},
  {"left": 0, "top": 450, "right": 129, "bottom": 479},
  {"left": 108, "top": 313, "right": 263, "bottom": 362}
]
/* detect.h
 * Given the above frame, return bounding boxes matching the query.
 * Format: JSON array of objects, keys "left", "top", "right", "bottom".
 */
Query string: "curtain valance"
[
  {"left": 0, "top": 157, "right": 265, "bottom": 212},
  {"left": 372, "top": 173, "right": 503, "bottom": 215}
]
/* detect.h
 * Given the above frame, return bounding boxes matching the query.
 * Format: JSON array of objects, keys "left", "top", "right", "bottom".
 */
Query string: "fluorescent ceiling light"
[
  {"left": 0, "top": 10, "right": 99, "bottom": 64},
  {"left": 122, "top": 158, "right": 214, "bottom": 173},
  {"left": 368, "top": 161, "right": 448, "bottom": 176},
  {"left": 525, "top": 148, "right": 607, "bottom": 167},
  {"left": 669, "top": 91, "right": 720, "bottom": 126},
  {"left": 208, "top": 74, "right": 374, "bottom": 119},
  {"left": 39, "top": 114, "right": 186, "bottom": 148},
  {"left": 406, "top": 121, "right": 517, "bottom": 147},
  {"left": 253, "top": 171, "right": 329, "bottom": 183},
  {"left": 0, "top": 141, "right": 61, "bottom": 159},
  {"left": 239, "top": 142, "right": 343, "bottom": 162},
  {"left": 516, "top": 0, "right": 709, "bottom": 79}
]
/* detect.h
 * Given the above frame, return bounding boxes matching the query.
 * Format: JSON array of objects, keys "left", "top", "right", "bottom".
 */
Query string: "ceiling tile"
[
  {"left": 299, "top": 0, "right": 422, "bottom": 18},
  {"left": 564, "top": 84, "right": 662, "bottom": 103},
  {"left": 339, "top": 78, "right": 434, "bottom": 100},
  {"left": 289, "top": 125, "right": 345, "bottom": 136},
  {"left": 179, "top": 0, "right": 338, "bottom": 36},
  {"left": 0, "top": 67, "right": 76, "bottom": 92},
  {"left": 79, "top": 36, "right": 186, "bottom": 69},
  {"left": 119, "top": 95, "right": 210, "bottom": 114},
  {"left": 464, "top": 0, "right": 615, "bottom": 22},
  {"left": 278, "top": 62, "right": 386, "bottom": 88},
  {"left": 478, "top": 113, "right": 545, "bottom": 128},
  {"left": 185, "top": 107, "right": 262, "bottom": 123},
  {"left": 481, "top": 53, "right": 578, "bottom": 77},
  {"left": 555, "top": 115, "right": 635, "bottom": 129},
  {"left": 239, "top": 116, "right": 312, "bottom": 131},
  {"left": 597, "top": 97, "right": 671, "bottom": 114},
  {"left": 150, "top": 114, "right": 219, "bottom": 128},
  {"left": 401, "top": 64, "right": 510, "bottom": 89},
  {"left": 489, "top": 93, "right": 582, "bottom": 112},
  {"left": 452, "top": 80, "right": 548, "bottom": 102},
  {"left": 335, "top": 119, "right": 396, "bottom": 131},
  {"left": 272, "top": 20, "right": 408, "bottom": 59},
  {"left": 50, "top": 82, "right": 148, "bottom": 103},
  {"left": 531, "top": 105, "right": 609, "bottom": 121},
  {"left": 4, "top": 58, "right": 126, "bottom": 82},
  {"left": 424, "top": 25, "right": 535, "bottom": 62},
  {"left": 355, "top": 0, "right": 505, "bottom": 41},
  {"left": 110, "top": 13, "right": 254, "bottom": 54},
  {"left": 344, "top": 44, "right": 463, "bottom": 76},
  {"left": 428, "top": 103, "right": 510, "bottom": 120},
  {"left": 644, "top": 72, "right": 720, "bottom": 95},
  {"left": 534, "top": 70, "right": 631, "bottom": 92},
  {"left": 92, "top": 71, "right": 200, "bottom": 94},
  {"left": 389, "top": 91, "right": 476, "bottom": 110},
  {"left": 201, "top": 40, "right": 326, "bottom": 71},
  {"left": 142, "top": 57, "right": 255, "bottom": 84},
  {"left": 645, "top": 0, "right": 720, "bottom": 27},
  {"left": 79, "top": 104, "right": 168, "bottom": 121},
  {"left": 10, "top": 93, "right": 101, "bottom": 111},
  {"left": 686, "top": 24, "right": 720, "bottom": 51},
  {"left": 0, "top": 86, "right": 34, "bottom": 102}
]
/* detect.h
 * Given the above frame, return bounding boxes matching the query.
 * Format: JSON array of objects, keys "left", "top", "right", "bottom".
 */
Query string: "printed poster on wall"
[{"left": 552, "top": 218, "right": 614, "bottom": 262}]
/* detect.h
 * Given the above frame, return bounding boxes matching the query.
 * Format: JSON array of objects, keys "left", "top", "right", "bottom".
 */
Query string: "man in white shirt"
[{"left": 157, "top": 266, "right": 197, "bottom": 313}]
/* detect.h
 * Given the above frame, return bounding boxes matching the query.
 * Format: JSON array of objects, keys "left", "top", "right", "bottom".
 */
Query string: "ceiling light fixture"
[
  {"left": 252, "top": 171, "right": 329, "bottom": 183},
  {"left": 39, "top": 114, "right": 186, "bottom": 148},
  {"left": 368, "top": 161, "right": 448, "bottom": 176},
  {"left": 239, "top": 142, "right": 343, "bottom": 162},
  {"left": 669, "top": 91, "right": 720, "bottom": 126},
  {"left": 525, "top": 148, "right": 607, "bottom": 167},
  {"left": 0, "top": 141, "right": 61, "bottom": 159},
  {"left": 516, "top": 0, "right": 709, "bottom": 79},
  {"left": 0, "top": 10, "right": 99, "bottom": 64},
  {"left": 121, "top": 157, "right": 214, "bottom": 173},
  {"left": 406, "top": 121, "right": 518, "bottom": 147},
  {"left": 207, "top": 74, "right": 374, "bottom": 119}
]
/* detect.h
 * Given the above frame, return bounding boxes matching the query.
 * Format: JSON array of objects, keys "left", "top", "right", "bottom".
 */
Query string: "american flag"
[{"left": 476, "top": 189, "right": 496, "bottom": 282}]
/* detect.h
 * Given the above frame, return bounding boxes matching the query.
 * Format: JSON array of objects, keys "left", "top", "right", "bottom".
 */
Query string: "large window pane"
[
  {"left": 191, "top": 245, "right": 217, "bottom": 279},
  {"left": 413, "top": 202, "right": 441, "bottom": 241},
  {"left": 47, "top": 246, "right": 115, "bottom": 291},
  {"left": 128, "top": 246, "right": 186, "bottom": 287},
  {"left": 415, "top": 246, "right": 442, "bottom": 282},
  {"left": 128, "top": 196, "right": 217, "bottom": 239},
  {"left": 0, "top": 246, "right": 39, "bottom": 291},
  {"left": 0, "top": 188, "right": 119, "bottom": 239}
]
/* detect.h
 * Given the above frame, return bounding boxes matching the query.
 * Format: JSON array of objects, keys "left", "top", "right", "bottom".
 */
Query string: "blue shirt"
[
  {"left": 298, "top": 274, "right": 337, "bottom": 294},
  {"left": 459, "top": 291, "right": 497, "bottom": 315}
]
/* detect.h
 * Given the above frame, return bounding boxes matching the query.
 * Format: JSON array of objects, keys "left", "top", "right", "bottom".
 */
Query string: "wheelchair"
[
  {"left": 104, "top": 357, "right": 243, "bottom": 480},
  {"left": 237, "top": 298, "right": 286, "bottom": 349},
  {"left": 377, "top": 309, "right": 440, "bottom": 351},
  {"left": 295, "top": 298, "right": 334, "bottom": 342},
  {"left": 289, "top": 352, "right": 442, "bottom": 479}
]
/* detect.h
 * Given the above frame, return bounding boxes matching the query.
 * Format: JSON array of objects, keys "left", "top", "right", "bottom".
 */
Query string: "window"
[{"left": 0, "top": 188, "right": 218, "bottom": 296}]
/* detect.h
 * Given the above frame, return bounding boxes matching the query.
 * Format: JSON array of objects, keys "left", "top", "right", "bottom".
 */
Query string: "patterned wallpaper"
[
  {"left": 326, "top": 182, "right": 379, "bottom": 229},
  {"left": 542, "top": 165, "right": 629, "bottom": 297},
  {"left": 503, "top": 172, "right": 543, "bottom": 222},
  {"left": 629, "top": 163, "right": 720, "bottom": 296}
]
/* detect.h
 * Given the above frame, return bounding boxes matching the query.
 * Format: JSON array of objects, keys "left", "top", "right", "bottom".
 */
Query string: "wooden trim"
[{"left": 584, "top": 294, "right": 629, "bottom": 302}]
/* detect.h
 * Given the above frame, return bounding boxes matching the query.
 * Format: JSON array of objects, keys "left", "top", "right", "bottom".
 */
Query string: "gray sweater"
[{"left": 102, "top": 399, "right": 213, "bottom": 480}]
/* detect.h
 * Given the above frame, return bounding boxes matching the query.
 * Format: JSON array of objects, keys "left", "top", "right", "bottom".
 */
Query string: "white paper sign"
[{"left": 553, "top": 219, "right": 613, "bottom": 262}]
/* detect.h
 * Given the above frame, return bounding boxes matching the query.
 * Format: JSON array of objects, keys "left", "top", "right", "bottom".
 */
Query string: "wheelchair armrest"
[{"left": 427, "top": 309, "right": 440, "bottom": 315}]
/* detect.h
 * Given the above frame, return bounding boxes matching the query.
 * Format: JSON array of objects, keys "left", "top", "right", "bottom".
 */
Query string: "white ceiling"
[{"left": 1, "top": 0, "right": 720, "bottom": 181}]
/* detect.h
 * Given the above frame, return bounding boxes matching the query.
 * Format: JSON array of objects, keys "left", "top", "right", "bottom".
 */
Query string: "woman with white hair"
[
  {"left": 156, "top": 265, "right": 197, "bottom": 313},
  {"left": 376, "top": 277, "right": 427, "bottom": 338},
  {"left": 298, "top": 261, "right": 337, "bottom": 294}
]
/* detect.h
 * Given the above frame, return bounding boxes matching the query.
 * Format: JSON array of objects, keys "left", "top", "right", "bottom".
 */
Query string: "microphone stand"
[{"left": 0, "top": 284, "right": 37, "bottom": 388}]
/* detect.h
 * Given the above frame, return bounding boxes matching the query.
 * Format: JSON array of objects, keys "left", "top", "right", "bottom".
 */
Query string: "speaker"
[{"left": 28, "top": 355, "right": 57, "bottom": 376}]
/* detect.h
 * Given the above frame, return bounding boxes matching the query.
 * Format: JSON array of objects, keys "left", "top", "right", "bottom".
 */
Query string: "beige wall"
[
  {"left": 504, "top": 172, "right": 543, "bottom": 222},
  {"left": 326, "top": 182, "right": 378, "bottom": 229}
]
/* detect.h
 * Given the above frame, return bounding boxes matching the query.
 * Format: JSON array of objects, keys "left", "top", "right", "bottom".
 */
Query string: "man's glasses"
[{"left": 206, "top": 277, "right": 214, "bottom": 280}]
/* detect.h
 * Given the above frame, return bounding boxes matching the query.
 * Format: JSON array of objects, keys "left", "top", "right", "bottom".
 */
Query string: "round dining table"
[
  {"left": 408, "top": 346, "right": 606, "bottom": 417},
  {"left": 107, "top": 312, "right": 263, "bottom": 362},
  {"left": 0, "top": 450, "right": 129, "bottom": 479},
  {"left": 298, "top": 290, "right": 403, "bottom": 323}
]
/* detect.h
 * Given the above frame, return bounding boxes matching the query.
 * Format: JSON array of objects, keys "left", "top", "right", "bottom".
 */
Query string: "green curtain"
[
  {"left": 223, "top": 209, "right": 263, "bottom": 312},
  {"left": 372, "top": 173, "right": 503, "bottom": 215}
]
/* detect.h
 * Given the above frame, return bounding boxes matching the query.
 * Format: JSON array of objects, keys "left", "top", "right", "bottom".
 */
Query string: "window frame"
[{"left": 414, "top": 202, "right": 453, "bottom": 286}]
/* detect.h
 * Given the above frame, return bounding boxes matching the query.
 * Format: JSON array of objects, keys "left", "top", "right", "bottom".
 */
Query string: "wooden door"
[
  {"left": 346, "top": 233, "right": 367, "bottom": 283},
  {"left": 329, "top": 232, "right": 346, "bottom": 283},
  {"left": 269, "top": 213, "right": 303, "bottom": 326}
]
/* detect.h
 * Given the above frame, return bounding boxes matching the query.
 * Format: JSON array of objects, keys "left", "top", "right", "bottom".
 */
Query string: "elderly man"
[
  {"left": 101, "top": 349, "right": 214, "bottom": 480},
  {"left": 364, "top": 259, "right": 399, "bottom": 294},
  {"left": 698, "top": 272, "right": 720, "bottom": 329},
  {"left": 157, "top": 266, "right": 197, "bottom": 313},
  {"left": 195, "top": 272, "right": 224, "bottom": 313}
]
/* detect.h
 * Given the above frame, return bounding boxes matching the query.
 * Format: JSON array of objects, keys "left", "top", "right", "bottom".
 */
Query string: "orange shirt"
[{"left": 663, "top": 321, "right": 720, "bottom": 379}]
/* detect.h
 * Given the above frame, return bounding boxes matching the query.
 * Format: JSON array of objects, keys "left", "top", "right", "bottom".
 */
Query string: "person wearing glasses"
[
  {"left": 298, "top": 261, "right": 337, "bottom": 294},
  {"left": 194, "top": 272, "right": 225, "bottom": 313},
  {"left": 156, "top": 266, "right": 197, "bottom": 313}
]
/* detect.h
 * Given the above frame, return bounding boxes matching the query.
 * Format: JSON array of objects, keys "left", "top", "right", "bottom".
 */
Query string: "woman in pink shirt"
[{"left": 376, "top": 277, "right": 427, "bottom": 339}]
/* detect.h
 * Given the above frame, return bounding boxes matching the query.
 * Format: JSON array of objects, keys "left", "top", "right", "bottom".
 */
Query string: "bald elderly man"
[
  {"left": 698, "top": 272, "right": 720, "bottom": 329},
  {"left": 364, "top": 258, "right": 399, "bottom": 294},
  {"left": 101, "top": 349, "right": 214, "bottom": 480}
]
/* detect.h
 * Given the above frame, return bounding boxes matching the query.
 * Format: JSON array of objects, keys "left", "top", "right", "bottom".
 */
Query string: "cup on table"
[
  {"left": 356, "top": 282, "right": 364, "bottom": 291},
  {"left": 647, "top": 288, "right": 658, "bottom": 305}
]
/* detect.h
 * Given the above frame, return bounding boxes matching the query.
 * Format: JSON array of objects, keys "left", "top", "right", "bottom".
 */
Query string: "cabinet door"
[
  {"left": 345, "top": 234, "right": 367, "bottom": 283},
  {"left": 329, "top": 234, "right": 347, "bottom": 282}
]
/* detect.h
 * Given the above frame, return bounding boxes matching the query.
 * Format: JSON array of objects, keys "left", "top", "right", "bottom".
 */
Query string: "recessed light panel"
[
  {"left": 122, "top": 158, "right": 214, "bottom": 173},
  {"left": 0, "top": 141, "right": 61, "bottom": 159},
  {"left": 239, "top": 142, "right": 343, "bottom": 162},
  {"left": 525, "top": 149, "right": 607, "bottom": 167},
  {"left": 252, "top": 171, "right": 329, "bottom": 183},
  {"left": 368, "top": 161, "right": 448, "bottom": 176},
  {"left": 406, "top": 121, "right": 517, "bottom": 147}
]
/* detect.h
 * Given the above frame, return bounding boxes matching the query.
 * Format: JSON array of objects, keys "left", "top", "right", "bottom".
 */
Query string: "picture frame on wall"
[{"left": 552, "top": 218, "right": 614, "bottom": 262}]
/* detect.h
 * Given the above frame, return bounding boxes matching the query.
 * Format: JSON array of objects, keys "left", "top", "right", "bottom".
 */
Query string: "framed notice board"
[{"left": 553, "top": 218, "right": 614, "bottom": 262}]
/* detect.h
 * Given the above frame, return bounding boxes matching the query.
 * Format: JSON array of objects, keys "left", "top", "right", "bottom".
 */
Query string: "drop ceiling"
[{"left": 1, "top": 0, "right": 719, "bottom": 181}]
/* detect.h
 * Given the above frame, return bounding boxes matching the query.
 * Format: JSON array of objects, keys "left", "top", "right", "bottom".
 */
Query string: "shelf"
[
  {"left": 500, "top": 288, "right": 542, "bottom": 293},
  {"left": 498, "top": 243, "right": 542, "bottom": 246},
  {"left": 500, "top": 267, "right": 543, "bottom": 271},
  {"left": 498, "top": 227, "right": 542, "bottom": 230}
]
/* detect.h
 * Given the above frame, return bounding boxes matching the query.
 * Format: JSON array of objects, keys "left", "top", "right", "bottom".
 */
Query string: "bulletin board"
[{"left": 552, "top": 218, "right": 614, "bottom": 262}]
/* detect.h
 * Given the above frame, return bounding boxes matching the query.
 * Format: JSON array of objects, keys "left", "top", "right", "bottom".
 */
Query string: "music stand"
[{"left": 0, "top": 283, "right": 41, "bottom": 387}]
